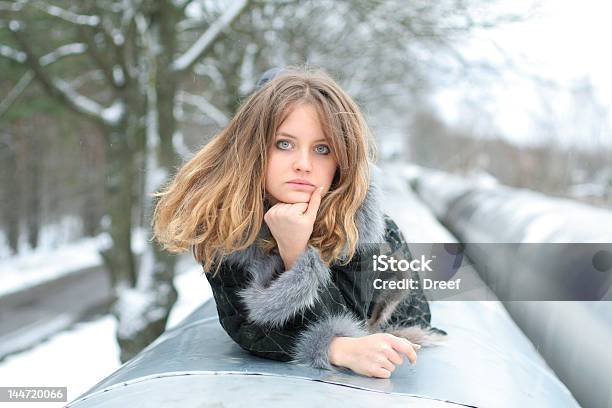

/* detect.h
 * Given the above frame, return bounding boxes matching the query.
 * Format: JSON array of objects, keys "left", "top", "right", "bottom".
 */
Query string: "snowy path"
[
  {"left": 0, "top": 235, "right": 109, "bottom": 299},
  {"left": 0, "top": 230, "right": 148, "bottom": 361},
  {"left": 0, "top": 258, "right": 212, "bottom": 408},
  {"left": 0, "top": 263, "right": 112, "bottom": 359}
]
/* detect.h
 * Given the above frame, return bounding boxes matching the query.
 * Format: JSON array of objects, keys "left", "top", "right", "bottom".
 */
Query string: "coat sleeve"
[
  {"left": 377, "top": 215, "right": 443, "bottom": 332},
  {"left": 204, "top": 245, "right": 369, "bottom": 371}
]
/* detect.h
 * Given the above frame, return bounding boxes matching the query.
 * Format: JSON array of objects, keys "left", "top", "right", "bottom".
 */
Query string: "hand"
[
  {"left": 264, "top": 186, "right": 324, "bottom": 270},
  {"left": 329, "top": 333, "right": 421, "bottom": 379}
]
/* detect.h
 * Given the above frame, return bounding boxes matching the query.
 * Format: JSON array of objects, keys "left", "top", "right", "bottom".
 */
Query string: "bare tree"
[{"left": 0, "top": 0, "right": 256, "bottom": 362}]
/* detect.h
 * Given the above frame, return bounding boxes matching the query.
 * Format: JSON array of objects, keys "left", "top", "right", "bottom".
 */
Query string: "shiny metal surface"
[
  {"left": 67, "top": 299, "right": 579, "bottom": 407},
  {"left": 66, "top": 374, "right": 462, "bottom": 408},
  {"left": 413, "top": 167, "right": 612, "bottom": 408}
]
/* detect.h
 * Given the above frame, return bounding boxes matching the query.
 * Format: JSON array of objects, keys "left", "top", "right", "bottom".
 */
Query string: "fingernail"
[{"left": 414, "top": 344, "right": 421, "bottom": 350}]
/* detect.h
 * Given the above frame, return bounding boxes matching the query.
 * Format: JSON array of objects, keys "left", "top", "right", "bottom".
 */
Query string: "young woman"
[{"left": 152, "top": 66, "right": 446, "bottom": 379}]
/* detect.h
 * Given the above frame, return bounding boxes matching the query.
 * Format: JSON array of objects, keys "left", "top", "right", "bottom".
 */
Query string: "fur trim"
[
  {"left": 238, "top": 245, "right": 332, "bottom": 328},
  {"left": 290, "top": 312, "right": 369, "bottom": 370},
  {"left": 226, "top": 172, "right": 387, "bottom": 327},
  {"left": 384, "top": 325, "right": 448, "bottom": 347},
  {"left": 354, "top": 170, "right": 386, "bottom": 245}
]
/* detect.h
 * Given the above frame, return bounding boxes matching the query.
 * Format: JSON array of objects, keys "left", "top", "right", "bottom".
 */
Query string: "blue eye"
[
  {"left": 316, "top": 145, "right": 330, "bottom": 155},
  {"left": 276, "top": 140, "right": 292, "bottom": 150},
  {"left": 275, "top": 139, "right": 330, "bottom": 155}
]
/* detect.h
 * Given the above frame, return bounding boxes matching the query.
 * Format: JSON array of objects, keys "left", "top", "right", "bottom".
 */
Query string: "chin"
[{"left": 280, "top": 191, "right": 310, "bottom": 203}]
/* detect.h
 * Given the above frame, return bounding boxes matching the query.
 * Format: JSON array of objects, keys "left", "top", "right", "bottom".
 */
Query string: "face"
[{"left": 265, "top": 103, "right": 338, "bottom": 205}]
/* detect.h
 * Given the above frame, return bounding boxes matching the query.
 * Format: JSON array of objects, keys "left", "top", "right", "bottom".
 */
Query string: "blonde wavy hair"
[{"left": 152, "top": 65, "right": 377, "bottom": 276}]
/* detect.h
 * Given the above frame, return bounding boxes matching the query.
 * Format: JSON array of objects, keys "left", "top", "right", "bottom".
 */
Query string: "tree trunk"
[
  {"left": 25, "top": 121, "right": 42, "bottom": 250},
  {"left": 106, "top": 1, "right": 183, "bottom": 363},
  {"left": 105, "top": 0, "right": 184, "bottom": 358},
  {"left": 99, "top": 127, "right": 137, "bottom": 288},
  {"left": 1, "top": 132, "right": 20, "bottom": 255},
  {"left": 95, "top": 119, "right": 176, "bottom": 363}
]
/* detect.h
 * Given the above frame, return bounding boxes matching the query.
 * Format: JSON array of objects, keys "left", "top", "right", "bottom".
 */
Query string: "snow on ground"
[
  {"left": 0, "top": 235, "right": 106, "bottom": 298},
  {"left": 166, "top": 259, "right": 212, "bottom": 330},
  {"left": 0, "top": 315, "right": 119, "bottom": 408},
  {"left": 0, "top": 259, "right": 211, "bottom": 408},
  {"left": 377, "top": 162, "right": 459, "bottom": 243},
  {"left": 0, "top": 229, "right": 147, "bottom": 298}
]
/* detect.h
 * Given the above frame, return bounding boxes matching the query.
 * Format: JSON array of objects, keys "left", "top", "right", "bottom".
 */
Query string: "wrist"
[
  {"left": 329, "top": 336, "right": 354, "bottom": 367},
  {"left": 278, "top": 245, "right": 307, "bottom": 271}
]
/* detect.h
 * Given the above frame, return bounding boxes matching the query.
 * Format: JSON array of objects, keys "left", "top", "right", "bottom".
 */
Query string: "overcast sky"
[{"left": 434, "top": 0, "right": 612, "bottom": 151}]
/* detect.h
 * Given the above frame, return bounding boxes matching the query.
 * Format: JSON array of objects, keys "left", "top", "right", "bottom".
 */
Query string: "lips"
[{"left": 287, "top": 179, "right": 314, "bottom": 186}]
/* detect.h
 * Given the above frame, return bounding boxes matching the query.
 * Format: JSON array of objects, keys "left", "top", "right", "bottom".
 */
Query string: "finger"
[
  {"left": 391, "top": 338, "right": 417, "bottom": 364},
  {"left": 272, "top": 203, "right": 287, "bottom": 215},
  {"left": 401, "top": 337, "right": 422, "bottom": 352},
  {"left": 372, "top": 367, "right": 392, "bottom": 379},
  {"left": 264, "top": 208, "right": 274, "bottom": 223},
  {"left": 383, "top": 347, "right": 404, "bottom": 365},
  {"left": 275, "top": 203, "right": 292, "bottom": 212},
  {"left": 304, "top": 186, "right": 323, "bottom": 219},
  {"left": 379, "top": 357, "right": 396, "bottom": 373},
  {"left": 275, "top": 203, "right": 297, "bottom": 217},
  {"left": 291, "top": 203, "right": 309, "bottom": 215},
  {"left": 267, "top": 204, "right": 281, "bottom": 216}
]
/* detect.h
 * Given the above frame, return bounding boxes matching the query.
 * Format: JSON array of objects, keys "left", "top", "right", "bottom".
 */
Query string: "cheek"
[
  {"left": 266, "top": 154, "right": 284, "bottom": 183},
  {"left": 322, "top": 160, "right": 338, "bottom": 183}
]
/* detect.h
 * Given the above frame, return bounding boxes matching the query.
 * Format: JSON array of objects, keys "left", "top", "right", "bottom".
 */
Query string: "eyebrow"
[{"left": 276, "top": 131, "right": 327, "bottom": 143}]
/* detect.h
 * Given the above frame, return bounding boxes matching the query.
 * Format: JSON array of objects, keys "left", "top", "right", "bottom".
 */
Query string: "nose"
[{"left": 292, "top": 148, "right": 313, "bottom": 173}]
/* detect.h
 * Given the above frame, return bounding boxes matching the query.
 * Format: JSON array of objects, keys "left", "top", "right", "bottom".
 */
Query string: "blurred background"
[{"left": 0, "top": 0, "right": 610, "bottom": 406}]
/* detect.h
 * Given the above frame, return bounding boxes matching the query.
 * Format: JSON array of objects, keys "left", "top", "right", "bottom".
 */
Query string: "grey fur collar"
[{"left": 225, "top": 173, "right": 387, "bottom": 328}]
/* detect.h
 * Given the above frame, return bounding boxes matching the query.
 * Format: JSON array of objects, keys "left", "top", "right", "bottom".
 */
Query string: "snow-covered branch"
[
  {"left": 31, "top": 1, "right": 100, "bottom": 27},
  {"left": 0, "top": 70, "right": 33, "bottom": 118},
  {"left": 177, "top": 91, "right": 229, "bottom": 127},
  {"left": 1, "top": 41, "right": 87, "bottom": 66},
  {"left": 39, "top": 42, "right": 87, "bottom": 66},
  {"left": 171, "top": 0, "right": 251, "bottom": 73},
  {"left": 68, "top": 69, "right": 106, "bottom": 90},
  {"left": 193, "top": 62, "right": 226, "bottom": 87},
  {"left": 0, "top": 1, "right": 25, "bottom": 12},
  {"left": 173, "top": 0, "right": 194, "bottom": 9},
  {"left": 0, "top": 44, "right": 26, "bottom": 63},
  {"left": 8, "top": 25, "right": 123, "bottom": 127},
  {"left": 176, "top": 18, "right": 205, "bottom": 32},
  {"left": 78, "top": 25, "right": 126, "bottom": 88},
  {"left": 0, "top": 41, "right": 103, "bottom": 118},
  {"left": 54, "top": 80, "right": 125, "bottom": 126}
]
